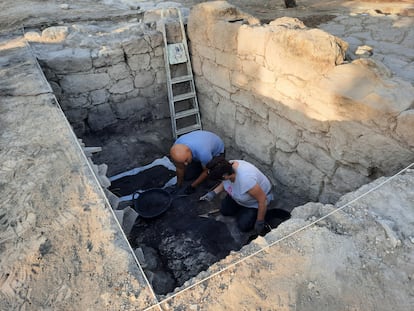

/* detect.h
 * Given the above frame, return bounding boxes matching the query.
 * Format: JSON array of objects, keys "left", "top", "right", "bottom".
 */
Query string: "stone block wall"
[
  {"left": 25, "top": 22, "right": 169, "bottom": 135},
  {"left": 188, "top": 1, "right": 414, "bottom": 203}
]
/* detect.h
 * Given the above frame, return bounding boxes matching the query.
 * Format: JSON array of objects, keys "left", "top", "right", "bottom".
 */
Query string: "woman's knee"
[
  {"left": 220, "top": 195, "right": 239, "bottom": 216},
  {"left": 237, "top": 208, "right": 257, "bottom": 232}
]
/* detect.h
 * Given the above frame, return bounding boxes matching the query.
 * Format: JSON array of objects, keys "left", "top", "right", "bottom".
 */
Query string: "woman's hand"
[
  {"left": 199, "top": 191, "right": 216, "bottom": 201},
  {"left": 247, "top": 184, "right": 268, "bottom": 221},
  {"left": 199, "top": 182, "right": 224, "bottom": 201}
]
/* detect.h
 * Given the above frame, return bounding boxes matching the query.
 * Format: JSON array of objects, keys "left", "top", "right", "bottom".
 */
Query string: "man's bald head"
[{"left": 170, "top": 144, "right": 192, "bottom": 165}]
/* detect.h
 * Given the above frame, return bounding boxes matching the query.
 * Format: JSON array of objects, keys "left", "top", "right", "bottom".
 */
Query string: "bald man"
[{"left": 170, "top": 130, "right": 224, "bottom": 194}]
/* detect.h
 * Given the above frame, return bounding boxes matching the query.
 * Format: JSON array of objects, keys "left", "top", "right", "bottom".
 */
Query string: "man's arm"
[
  {"left": 175, "top": 163, "right": 185, "bottom": 186},
  {"left": 190, "top": 167, "right": 209, "bottom": 188}
]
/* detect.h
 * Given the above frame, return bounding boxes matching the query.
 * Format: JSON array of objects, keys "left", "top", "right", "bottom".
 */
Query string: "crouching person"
[{"left": 200, "top": 157, "right": 273, "bottom": 235}]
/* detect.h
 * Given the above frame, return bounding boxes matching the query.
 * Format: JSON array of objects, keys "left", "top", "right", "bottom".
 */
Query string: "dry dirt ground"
[
  {"left": 1, "top": 1, "right": 413, "bottom": 311},
  {"left": 1, "top": 0, "right": 413, "bottom": 33}
]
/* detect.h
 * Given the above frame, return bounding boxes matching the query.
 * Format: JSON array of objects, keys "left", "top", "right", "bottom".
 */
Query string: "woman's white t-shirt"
[{"left": 222, "top": 160, "right": 273, "bottom": 208}]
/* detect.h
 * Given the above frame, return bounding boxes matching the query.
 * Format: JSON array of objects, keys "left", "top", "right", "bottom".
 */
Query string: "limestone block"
[
  {"left": 272, "top": 151, "right": 325, "bottom": 200},
  {"left": 265, "top": 19, "right": 347, "bottom": 76},
  {"left": 87, "top": 103, "right": 117, "bottom": 131},
  {"left": 238, "top": 25, "right": 267, "bottom": 57},
  {"left": 134, "top": 71, "right": 155, "bottom": 88},
  {"left": 235, "top": 119, "right": 275, "bottom": 164},
  {"left": 369, "top": 41, "right": 414, "bottom": 61},
  {"left": 111, "top": 97, "right": 148, "bottom": 120},
  {"left": 198, "top": 93, "right": 218, "bottom": 123},
  {"left": 212, "top": 85, "right": 231, "bottom": 100},
  {"left": 196, "top": 44, "right": 216, "bottom": 61},
  {"left": 90, "top": 89, "right": 109, "bottom": 105},
  {"left": 113, "top": 210, "right": 124, "bottom": 225},
  {"left": 92, "top": 47, "right": 124, "bottom": 68},
  {"left": 268, "top": 111, "right": 300, "bottom": 149},
  {"left": 155, "top": 70, "right": 166, "bottom": 84},
  {"left": 318, "top": 179, "right": 342, "bottom": 204},
  {"left": 122, "top": 206, "right": 138, "bottom": 236},
  {"left": 109, "top": 78, "right": 134, "bottom": 94},
  {"left": 274, "top": 76, "right": 305, "bottom": 101},
  {"left": 59, "top": 95, "right": 89, "bottom": 110},
  {"left": 318, "top": 58, "right": 414, "bottom": 114},
  {"left": 64, "top": 107, "right": 88, "bottom": 123},
  {"left": 153, "top": 46, "right": 164, "bottom": 57},
  {"left": 202, "top": 60, "right": 233, "bottom": 93},
  {"left": 231, "top": 90, "right": 254, "bottom": 109},
  {"left": 395, "top": 110, "right": 414, "bottom": 147},
  {"left": 188, "top": 1, "right": 257, "bottom": 46},
  {"left": 194, "top": 76, "right": 213, "bottom": 96},
  {"left": 297, "top": 142, "right": 336, "bottom": 176},
  {"left": 24, "top": 31, "right": 41, "bottom": 42},
  {"left": 235, "top": 106, "right": 250, "bottom": 125},
  {"left": 329, "top": 165, "right": 371, "bottom": 194},
  {"left": 122, "top": 36, "right": 151, "bottom": 56},
  {"left": 107, "top": 63, "right": 131, "bottom": 81},
  {"left": 215, "top": 98, "right": 236, "bottom": 137},
  {"left": 251, "top": 98, "right": 269, "bottom": 120},
  {"left": 191, "top": 53, "right": 202, "bottom": 76},
  {"left": 98, "top": 175, "right": 111, "bottom": 188},
  {"left": 98, "top": 164, "right": 108, "bottom": 176},
  {"left": 48, "top": 81, "right": 62, "bottom": 100},
  {"left": 149, "top": 32, "right": 163, "bottom": 49},
  {"left": 41, "top": 26, "right": 69, "bottom": 42},
  {"left": 215, "top": 50, "right": 240, "bottom": 70},
  {"left": 60, "top": 73, "right": 111, "bottom": 94},
  {"left": 150, "top": 56, "right": 165, "bottom": 70},
  {"left": 134, "top": 248, "right": 147, "bottom": 268},
  {"left": 141, "top": 246, "right": 160, "bottom": 270},
  {"left": 301, "top": 131, "right": 330, "bottom": 152},
  {"left": 241, "top": 59, "right": 275, "bottom": 84},
  {"left": 104, "top": 188, "right": 119, "bottom": 210},
  {"left": 139, "top": 83, "right": 156, "bottom": 97},
  {"left": 127, "top": 54, "right": 151, "bottom": 71},
  {"left": 398, "top": 61, "right": 414, "bottom": 83},
  {"left": 231, "top": 71, "right": 251, "bottom": 90},
  {"left": 211, "top": 21, "right": 241, "bottom": 53},
  {"left": 149, "top": 95, "right": 170, "bottom": 119},
  {"left": 329, "top": 121, "right": 414, "bottom": 175},
  {"left": 401, "top": 24, "right": 414, "bottom": 49},
  {"left": 37, "top": 48, "right": 92, "bottom": 74},
  {"left": 250, "top": 80, "right": 278, "bottom": 102},
  {"left": 268, "top": 99, "right": 330, "bottom": 133}
]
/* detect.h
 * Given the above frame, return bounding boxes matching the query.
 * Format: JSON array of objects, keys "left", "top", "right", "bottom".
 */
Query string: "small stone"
[
  {"left": 355, "top": 45, "right": 373, "bottom": 57},
  {"left": 60, "top": 4, "right": 70, "bottom": 10}
]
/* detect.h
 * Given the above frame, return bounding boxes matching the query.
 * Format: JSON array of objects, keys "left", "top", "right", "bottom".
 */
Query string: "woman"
[{"left": 200, "top": 157, "right": 273, "bottom": 234}]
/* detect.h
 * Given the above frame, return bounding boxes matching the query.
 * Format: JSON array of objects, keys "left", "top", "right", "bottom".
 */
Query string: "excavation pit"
[{"left": 105, "top": 159, "right": 292, "bottom": 295}]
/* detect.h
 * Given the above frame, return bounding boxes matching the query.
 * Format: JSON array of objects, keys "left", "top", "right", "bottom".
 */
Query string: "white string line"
[
  {"left": 22, "top": 36, "right": 161, "bottom": 309},
  {"left": 143, "top": 162, "right": 414, "bottom": 311}
]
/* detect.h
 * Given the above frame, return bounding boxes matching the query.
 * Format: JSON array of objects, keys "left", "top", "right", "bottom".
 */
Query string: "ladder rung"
[
  {"left": 176, "top": 124, "right": 202, "bottom": 136},
  {"left": 173, "top": 91, "right": 196, "bottom": 102},
  {"left": 171, "top": 75, "right": 193, "bottom": 84},
  {"left": 175, "top": 108, "right": 199, "bottom": 119}
]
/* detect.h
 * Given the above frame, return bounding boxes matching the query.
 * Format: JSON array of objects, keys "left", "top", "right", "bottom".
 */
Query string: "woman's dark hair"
[{"left": 206, "top": 156, "right": 233, "bottom": 180}]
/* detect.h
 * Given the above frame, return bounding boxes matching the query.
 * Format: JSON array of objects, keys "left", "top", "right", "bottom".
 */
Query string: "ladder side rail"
[
  {"left": 176, "top": 9, "right": 202, "bottom": 129},
  {"left": 160, "top": 16, "right": 179, "bottom": 139}
]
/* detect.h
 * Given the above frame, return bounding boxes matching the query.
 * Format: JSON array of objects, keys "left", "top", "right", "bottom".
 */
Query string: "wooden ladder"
[{"left": 159, "top": 8, "right": 202, "bottom": 139}]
